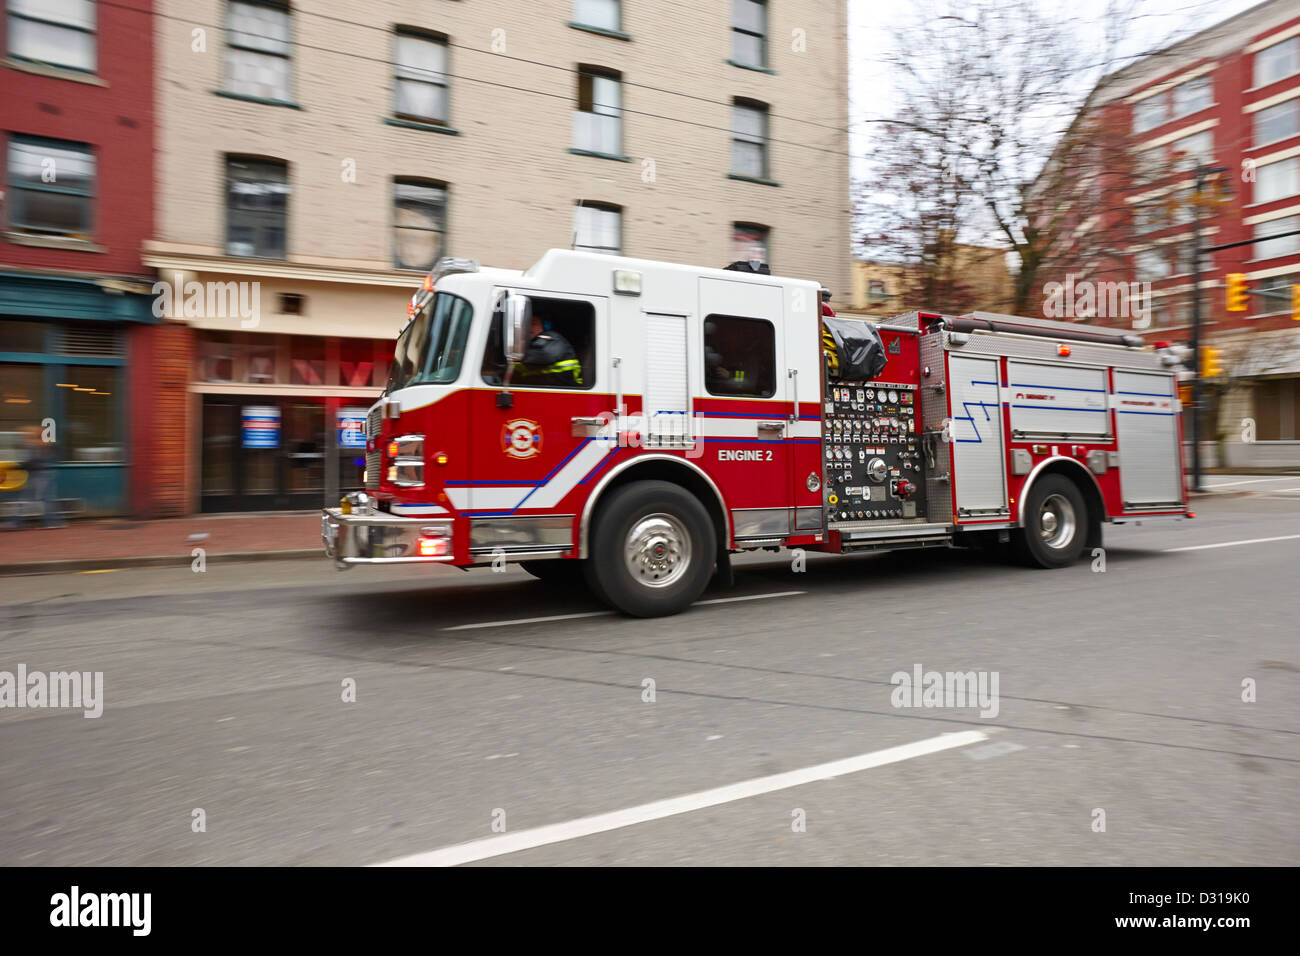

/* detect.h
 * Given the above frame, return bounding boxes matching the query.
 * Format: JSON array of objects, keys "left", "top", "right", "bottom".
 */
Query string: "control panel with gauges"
[{"left": 820, "top": 320, "right": 927, "bottom": 526}]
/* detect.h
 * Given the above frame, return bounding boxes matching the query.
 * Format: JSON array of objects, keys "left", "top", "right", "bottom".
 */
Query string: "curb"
[{"left": 0, "top": 549, "right": 321, "bottom": 577}]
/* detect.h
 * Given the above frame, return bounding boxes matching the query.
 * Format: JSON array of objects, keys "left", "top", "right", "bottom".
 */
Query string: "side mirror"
[{"left": 504, "top": 293, "right": 531, "bottom": 364}]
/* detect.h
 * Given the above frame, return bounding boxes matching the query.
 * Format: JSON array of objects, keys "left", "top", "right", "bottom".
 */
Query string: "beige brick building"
[{"left": 143, "top": 0, "right": 850, "bottom": 512}]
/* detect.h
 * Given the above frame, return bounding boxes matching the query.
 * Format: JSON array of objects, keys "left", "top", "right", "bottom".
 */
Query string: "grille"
[
  {"left": 365, "top": 450, "right": 381, "bottom": 489},
  {"left": 367, "top": 405, "right": 383, "bottom": 439},
  {"left": 57, "top": 326, "right": 123, "bottom": 357}
]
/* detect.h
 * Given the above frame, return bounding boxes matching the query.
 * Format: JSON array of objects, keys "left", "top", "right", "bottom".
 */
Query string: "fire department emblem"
[{"left": 502, "top": 419, "right": 542, "bottom": 459}]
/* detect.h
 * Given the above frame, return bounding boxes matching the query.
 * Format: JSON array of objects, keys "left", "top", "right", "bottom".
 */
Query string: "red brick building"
[
  {"left": 1051, "top": 0, "right": 1300, "bottom": 465},
  {"left": 0, "top": 0, "right": 186, "bottom": 515}
]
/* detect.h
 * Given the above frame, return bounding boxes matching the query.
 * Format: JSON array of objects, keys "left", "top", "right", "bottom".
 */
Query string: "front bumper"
[{"left": 321, "top": 507, "right": 455, "bottom": 567}]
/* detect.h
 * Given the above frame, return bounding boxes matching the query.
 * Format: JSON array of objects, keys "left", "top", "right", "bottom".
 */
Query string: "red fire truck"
[{"left": 322, "top": 251, "right": 1190, "bottom": 617}]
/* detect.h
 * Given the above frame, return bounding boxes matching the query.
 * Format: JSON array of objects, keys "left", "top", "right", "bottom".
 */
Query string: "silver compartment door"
[
  {"left": 948, "top": 354, "right": 1008, "bottom": 515},
  {"left": 643, "top": 312, "right": 690, "bottom": 447},
  {"left": 1113, "top": 369, "right": 1181, "bottom": 506}
]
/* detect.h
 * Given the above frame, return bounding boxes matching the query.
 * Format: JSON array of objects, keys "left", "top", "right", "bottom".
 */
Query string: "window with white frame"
[
  {"left": 1171, "top": 75, "right": 1212, "bottom": 118},
  {"left": 1254, "top": 98, "right": 1300, "bottom": 146},
  {"left": 572, "top": 0, "right": 619, "bottom": 32},
  {"left": 732, "top": 0, "right": 766, "bottom": 68},
  {"left": 573, "top": 203, "right": 620, "bottom": 255},
  {"left": 1170, "top": 129, "right": 1213, "bottom": 171},
  {"left": 1255, "top": 157, "right": 1300, "bottom": 204},
  {"left": 732, "top": 100, "right": 768, "bottom": 179},
  {"left": 394, "top": 30, "right": 449, "bottom": 125},
  {"left": 1253, "top": 215, "right": 1300, "bottom": 260},
  {"left": 1134, "top": 248, "right": 1171, "bottom": 283},
  {"left": 573, "top": 68, "right": 621, "bottom": 155},
  {"left": 1133, "top": 95, "right": 1167, "bottom": 133},
  {"left": 1254, "top": 36, "right": 1299, "bottom": 89},
  {"left": 6, "top": 0, "right": 95, "bottom": 72},
  {"left": 224, "top": 1, "right": 291, "bottom": 102}
]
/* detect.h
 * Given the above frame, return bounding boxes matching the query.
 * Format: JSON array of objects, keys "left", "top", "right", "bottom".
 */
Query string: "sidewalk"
[{"left": 0, "top": 512, "right": 322, "bottom": 576}]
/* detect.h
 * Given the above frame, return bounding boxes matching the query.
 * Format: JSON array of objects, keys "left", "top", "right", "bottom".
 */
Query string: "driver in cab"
[{"left": 514, "top": 311, "right": 582, "bottom": 387}]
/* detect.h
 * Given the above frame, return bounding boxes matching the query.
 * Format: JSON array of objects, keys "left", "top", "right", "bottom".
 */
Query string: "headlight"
[{"left": 387, "top": 434, "right": 425, "bottom": 487}]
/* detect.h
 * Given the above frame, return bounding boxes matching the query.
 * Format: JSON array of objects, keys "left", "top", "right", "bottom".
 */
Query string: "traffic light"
[
  {"left": 1225, "top": 273, "right": 1249, "bottom": 312},
  {"left": 1200, "top": 346, "right": 1223, "bottom": 378}
]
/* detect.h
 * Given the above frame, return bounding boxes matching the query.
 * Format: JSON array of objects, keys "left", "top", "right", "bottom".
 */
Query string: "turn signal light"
[
  {"left": 434, "top": 452, "right": 449, "bottom": 465},
  {"left": 1057, "top": 344, "right": 1071, "bottom": 357}
]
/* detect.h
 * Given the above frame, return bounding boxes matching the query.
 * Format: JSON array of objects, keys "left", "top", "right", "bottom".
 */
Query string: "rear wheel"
[
  {"left": 1012, "top": 474, "right": 1087, "bottom": 568},
  {"left": 584, "top": 480, "right": 716, "bottom": 618}
]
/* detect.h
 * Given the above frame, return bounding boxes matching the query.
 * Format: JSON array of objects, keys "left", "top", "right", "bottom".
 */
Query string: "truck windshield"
[{"left": 386, "top": 291, "right": 474, "bottom": 392}]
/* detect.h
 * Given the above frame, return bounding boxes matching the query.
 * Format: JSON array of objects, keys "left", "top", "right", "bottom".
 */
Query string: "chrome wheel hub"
[
  {"left": 624, "top": 513, "right": 691, "bottom": 588},
  {"left": 1038, "top": 493, "right": 1076, "bottom": 550}
]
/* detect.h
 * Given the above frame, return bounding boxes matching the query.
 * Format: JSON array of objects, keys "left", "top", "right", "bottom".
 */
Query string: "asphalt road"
[{"left": 2, "top": 489, "right": 1298, "bottom": 866}]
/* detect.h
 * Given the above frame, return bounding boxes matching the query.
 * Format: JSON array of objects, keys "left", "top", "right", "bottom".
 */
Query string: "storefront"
[
  {"left": 194, "top": 330, "right": 388, "bottom": 512},
  {"left": 0, "top": 273, "right": 154, "bottom": 516}
]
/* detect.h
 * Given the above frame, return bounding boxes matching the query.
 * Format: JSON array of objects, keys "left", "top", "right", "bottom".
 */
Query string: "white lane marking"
[
  {"left": 694, "top": 590, "right": 805, "bottom": 605},
  {"left": 443, "top": 591, "right": 806, "bottom": 630},
  {"left": 1202, "top": 476, "right": 1296, "bottom": 488},
  {"left": 444, "top": 610, "right": 613, "bottom": 631},
  {"left": 373, "top": 730, "right": 988, "bottom": 867},
  {"left": 1164, "top": 534, "right": 1300, "bottom": 553}
]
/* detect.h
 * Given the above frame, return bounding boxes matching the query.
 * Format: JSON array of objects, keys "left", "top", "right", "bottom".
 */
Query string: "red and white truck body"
[{"left": 322, "top": 250, "right": 1189, "bottom": 616}]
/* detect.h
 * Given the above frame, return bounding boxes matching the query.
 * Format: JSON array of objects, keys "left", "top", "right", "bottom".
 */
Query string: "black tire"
[
  {"left": 1012, "top": 474, "right": 1088, "bottom": 568},
  {"left": 583, "top": 480, "right": 716, "bottom": 618}
]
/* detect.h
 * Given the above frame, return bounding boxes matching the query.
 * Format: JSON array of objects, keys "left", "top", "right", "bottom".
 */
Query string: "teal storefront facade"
[{"left": 0, "top": 272, "right": 155, "bottom": 517}]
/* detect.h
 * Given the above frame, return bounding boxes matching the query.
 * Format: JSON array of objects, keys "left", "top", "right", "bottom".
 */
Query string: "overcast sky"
[{"left": 847, "top": 0, "right": 1265, "bottom": 168}]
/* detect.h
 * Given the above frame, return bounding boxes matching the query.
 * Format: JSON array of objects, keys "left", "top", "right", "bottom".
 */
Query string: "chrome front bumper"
[{"left": 321, "top": 507, "right": 455, "bottom": 568}]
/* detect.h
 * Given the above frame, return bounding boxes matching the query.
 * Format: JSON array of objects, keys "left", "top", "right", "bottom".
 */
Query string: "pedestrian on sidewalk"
[{"left": 21, "top": 425, "right": 65, "bottom": 529}]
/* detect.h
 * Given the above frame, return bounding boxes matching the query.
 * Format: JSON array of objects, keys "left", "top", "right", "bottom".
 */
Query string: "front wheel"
[
  {"left": 584, "top": 480, "right": 717, "bottom": 618},
  {"left": 1012, "top": 474, "right": 1088, "bottom": 568}
]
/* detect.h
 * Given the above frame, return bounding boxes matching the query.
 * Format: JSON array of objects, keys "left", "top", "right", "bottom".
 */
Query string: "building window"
[
  {"left": 1255, "top": 98, "right": 1300, "bottom": 146},
  {"left": 1255, "top": 157, "right": 1300, "bottom": 204},
  {"left": 574, "top": 67, "right": 622, "bottom": 155},
  {"left": 1170, "top": 130, "right": 1213, "bottom": 171},
  {"left": 394, "top": 29, "right": 449, "bottom": 125},
  {"left": 1254, "top": 272, "right": 1300, "bottom": 317},
  {"left": 6, "top": 0, "right": 95, "bottom": 72},
  {"left": 393, "top": 179, "right": 447, "bottom": 271},
  {"left": 1171, "top": 75, "right": 1212, "bottom": 118},
  {"left": 868, "top": 279, "right": 888, "bottom": 299},
  {"left": 1254, "top": 215, "right": 1300, "bottom": 260},
  {"left": 573, "top": 202, "right": 620, "bottom": 255},
  {"left": 572, "top": 0, "right": 619, "bottom": 32},
  {"left": 1132, "top": 95, "right": 1167, "bottom": 133},
  {"left": 62, "top": 364, "right": 122, "bottom": 462},
  {"left": 732, "top": 100, "right": 769, "bottom": 178},
  {"left": 1134, "top": 248, "right": 1171, "bottom": 283},
  {"left": 226, "top": 156, "right": 288, "bottom": 258},
  {"left": 224, "top": 1, "right": 292, "bottom": 103},
  {"left": 732, "top": 0, "right": 766, "bottom": 68},
  {"left": 732, "top": 223, "right": 769, "bottom": 266},
  {"left": 704, "top": 314, "right": 776, "bottom": 397},
  {"left": 6, "top": 135, "right": 94, "bottom": 238},
  {"left": 1254, "top": 36, "right": 1299, "bottom": 89}
]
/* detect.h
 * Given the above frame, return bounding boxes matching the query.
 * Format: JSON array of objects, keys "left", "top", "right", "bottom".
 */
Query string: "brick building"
[
  {"left": 1052, "top": 0, "right": 1300, "bottom": 465},
  {"left": 146, "top": 0, "right": 851, "bottom": 512},
  {"left": 0, "top": 0, "right": 170, "bottom": 516}
]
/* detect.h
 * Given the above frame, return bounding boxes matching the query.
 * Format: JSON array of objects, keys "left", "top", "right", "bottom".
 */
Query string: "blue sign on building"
[
  {"left": 242, "top": 406, "right": 280, "bottom": 449},
  {"left": 337, "top": 407, "right": 368, "bottom": 450}
]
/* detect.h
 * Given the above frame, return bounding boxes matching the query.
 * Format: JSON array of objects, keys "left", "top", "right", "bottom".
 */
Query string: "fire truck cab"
[{"left": 323, "top": 251, "right": 1189, "bottom": 617}]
